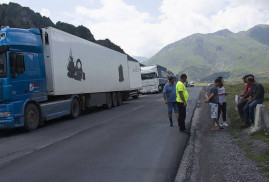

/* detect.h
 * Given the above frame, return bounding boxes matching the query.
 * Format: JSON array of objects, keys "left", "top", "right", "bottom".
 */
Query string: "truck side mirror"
[{"left": 16, "top": 54, "right": 25, "bottom": 74}]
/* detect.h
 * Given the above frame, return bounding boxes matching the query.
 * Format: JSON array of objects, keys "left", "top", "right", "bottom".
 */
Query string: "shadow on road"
[{"left": 0, "top": 103, "right": 129, "bottom": 139}]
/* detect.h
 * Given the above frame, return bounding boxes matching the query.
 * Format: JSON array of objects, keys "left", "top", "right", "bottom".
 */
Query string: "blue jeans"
[{"left": 243, "top": 99, "right": 263, "bottom": 124}]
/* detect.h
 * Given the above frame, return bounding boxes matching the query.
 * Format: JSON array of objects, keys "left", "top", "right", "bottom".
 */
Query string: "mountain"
[
  {"left": 133, "top": 56, "right": 148, "bottom": 63},
  {"left": 146, "top": 25, "right": 269, "bottom": 82},
  {"left": 0, "top": 2, "right": 136, "bottom": 61}
]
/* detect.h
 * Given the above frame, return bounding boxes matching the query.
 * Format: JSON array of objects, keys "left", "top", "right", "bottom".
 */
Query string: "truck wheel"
[
  {"left": 158, "top": 85, "right": 162, "bottom": 92},
  {"left": 117, "top": 92, "right": 122, "bottom": 106},
  {"left": 24, "top": 103, "right": 40, "bottom": 131},
  {"left": 105, "top": 93, "right": 112, "bottom": 109},
  {"left": 134, "top": 91, "right": 139, "bottom": 99},
  {"left": 70, "top": 98, "right": 80, "bottom": 119},
  {"left": 112, "top": 92, "right": 118, "bottom": 107}
]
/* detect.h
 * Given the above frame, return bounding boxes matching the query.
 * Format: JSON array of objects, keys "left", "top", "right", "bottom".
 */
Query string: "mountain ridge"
[{"left": 146, "top": 24, "right": 269, "bottom": 81}]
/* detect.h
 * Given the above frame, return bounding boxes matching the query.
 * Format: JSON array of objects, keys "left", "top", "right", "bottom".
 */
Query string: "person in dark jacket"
[
  {"left": 237, "top": 74, "right": 254, "bottom": 119},
  {"left": 242, "top": 77, "right": 264, "bottom": 127}
]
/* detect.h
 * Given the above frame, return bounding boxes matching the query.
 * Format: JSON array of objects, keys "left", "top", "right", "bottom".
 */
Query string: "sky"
[{"left": 1, "top": 0, "right": 269, "bottom": 58}]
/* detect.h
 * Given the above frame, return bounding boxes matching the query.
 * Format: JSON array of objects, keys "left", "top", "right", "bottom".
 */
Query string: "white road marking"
[
  {"left": 38, "top": 131, "right": 80, "bottom": 150},
  {"left": 132, "top": 105, "right": 145, "bottom": 111}
]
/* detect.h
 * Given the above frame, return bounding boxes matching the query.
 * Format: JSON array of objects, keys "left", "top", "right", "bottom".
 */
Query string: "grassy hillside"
[{"left": 146, "top": 25, "right": 269, "bottom": 81}]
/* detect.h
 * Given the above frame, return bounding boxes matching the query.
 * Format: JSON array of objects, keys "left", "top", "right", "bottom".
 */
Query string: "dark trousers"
[
  {"left": 177, "top": 102, "right": 186, "bottom": 130},
  {"left": 237, "top": 99, "right": 248, "bottom": 118},
  {"left": 218, "top": 102, "right": 226, "bottom": 121}
]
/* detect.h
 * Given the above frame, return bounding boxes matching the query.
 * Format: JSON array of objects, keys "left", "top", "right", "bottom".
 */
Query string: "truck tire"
[
  {"left": 132, "top": 93, "right": 139, "bottom": 99},
  {"left": 105, "top": 93, "right": 112, "bottom": 109},
  {"left": 70, "top": 98, "right": 80, "bottom": 119},
  {"left": 24, "top": 103, "right": 40, "bottom": 131},
  {"left": 112, "top": 92, "right": 118, "bottom": 107},
  {"left": 134, "top": 91, "right": 139, "bottom": 99},
  {"left": 117, "top": 92, "right": 122, "bottom": 106}
]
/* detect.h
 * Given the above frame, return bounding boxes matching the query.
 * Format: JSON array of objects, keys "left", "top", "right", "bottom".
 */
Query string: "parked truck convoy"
[
  {"left": 0, "top": 26, "right": 142, "bottom": 131},
  {"left": 140, "top": 65, "right": 168, "bottom": 94}
]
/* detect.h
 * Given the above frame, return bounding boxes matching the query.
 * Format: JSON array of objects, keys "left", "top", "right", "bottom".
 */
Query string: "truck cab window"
[
  {"left": 9, "top": 52, "right": 25, "bottom": 75},
  {"left": 0, "top": 53, "right": 7, "bottom": 77},
  {"left": 141, "top": 73, "right": 157, "bottom": 80}
]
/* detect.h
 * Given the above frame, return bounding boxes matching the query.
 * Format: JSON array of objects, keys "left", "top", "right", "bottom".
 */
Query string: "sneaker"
[
  {"left": 170, "top": 123, "right": 173, "bottom": 127},
  {"left": 223, "top": 122, "right": 229, "bottom": 127}
]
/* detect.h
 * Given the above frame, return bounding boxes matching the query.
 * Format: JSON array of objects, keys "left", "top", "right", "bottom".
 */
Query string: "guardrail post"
[
  {"left": 235, "top": 95, "right": 241, "bottom": 111},
  {"left": 251, "top": 104, "right": 269, "bottom": 133}
]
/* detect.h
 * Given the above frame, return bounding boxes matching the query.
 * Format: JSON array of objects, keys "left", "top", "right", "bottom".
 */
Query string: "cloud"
[
  {"left": 5, "top": 0, "right": 266, "bottom": 58},
  {"left": 68, "top": 0, "right": 269, "bottom": 58},
  {"left": 40, "top": 8, "right": 50, "bottom": 17}
]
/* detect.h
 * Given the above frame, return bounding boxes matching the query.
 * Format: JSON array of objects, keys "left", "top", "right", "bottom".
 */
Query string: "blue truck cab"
[{"left": 0, "top": 27, "right": 48, "bottom": 130}]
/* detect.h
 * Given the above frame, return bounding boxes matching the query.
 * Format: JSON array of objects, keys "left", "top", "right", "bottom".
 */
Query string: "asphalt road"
[{"left": 0, "top": 87, "right": 202, "bottom": 182}]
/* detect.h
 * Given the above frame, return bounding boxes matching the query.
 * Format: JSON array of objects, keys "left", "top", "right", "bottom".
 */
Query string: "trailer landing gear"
[
  {"left": 112, "top": 92, "right": 118, "bottom": 107},
  {"left": 105, "top": 93, "right": 112, "bottom": 109},
  {"left": 117, "top": 92, "right": 122, "bottom": 106}
]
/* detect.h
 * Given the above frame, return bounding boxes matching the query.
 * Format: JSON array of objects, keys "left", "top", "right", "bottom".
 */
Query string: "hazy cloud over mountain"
[{"left": 1, "top": 0, "right": 269, "bottom": 57}]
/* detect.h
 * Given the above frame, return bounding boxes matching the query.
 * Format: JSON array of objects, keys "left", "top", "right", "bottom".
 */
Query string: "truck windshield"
[
  {"left": 141, "top": 73, "right": 157, "bottom": 80},
  {"left": 0, "top": 53, "right": 6, "bottom": 78}
]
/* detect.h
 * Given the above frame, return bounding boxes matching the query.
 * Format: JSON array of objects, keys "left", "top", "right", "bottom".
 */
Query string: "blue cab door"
[{"left": 9, "top": 52, "right": 44, "bottom": 104}]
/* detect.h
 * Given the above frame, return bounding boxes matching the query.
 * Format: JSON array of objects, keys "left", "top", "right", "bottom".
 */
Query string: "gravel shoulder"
[{"left": 175, "top": 88, "right": 267, "bottom": 182}]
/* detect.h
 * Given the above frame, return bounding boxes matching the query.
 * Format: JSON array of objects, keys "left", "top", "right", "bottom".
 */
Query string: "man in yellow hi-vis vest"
[{"left": 176, "top": 74, "right": 189, "bottom": 134}]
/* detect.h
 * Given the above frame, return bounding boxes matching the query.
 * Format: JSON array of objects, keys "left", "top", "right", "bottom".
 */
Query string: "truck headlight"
[{"left": 0, "top": 112, "right": 12, "bottom": 117}]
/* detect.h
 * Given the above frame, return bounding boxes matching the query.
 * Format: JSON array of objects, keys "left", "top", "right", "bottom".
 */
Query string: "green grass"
[{"left": 251, "top": 131, "right": 269, "bottom": 144}]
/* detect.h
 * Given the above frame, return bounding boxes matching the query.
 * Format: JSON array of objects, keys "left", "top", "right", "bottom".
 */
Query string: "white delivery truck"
[
  {"left": 0, "top": 26, "right": 141, "bottom": 131},
  {"left": 140, "top": 65, "right": 168, "bottom": 94}
]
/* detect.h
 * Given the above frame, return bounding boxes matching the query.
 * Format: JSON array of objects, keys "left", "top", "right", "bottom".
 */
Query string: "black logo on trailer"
[
  {"left": 67, "top": 49, "right": 86, "bottom": 81},
  {"left": 118, "top": 64, "right": 124, "bottom": 82}
]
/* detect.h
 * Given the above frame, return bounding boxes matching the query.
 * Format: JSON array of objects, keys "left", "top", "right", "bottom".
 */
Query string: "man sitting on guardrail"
[
  {"left": 242, "top": 77, "right": 265, "bottom": 127},
  {"left": 237, "top": 74, "right": 254, "bottom": 119}
]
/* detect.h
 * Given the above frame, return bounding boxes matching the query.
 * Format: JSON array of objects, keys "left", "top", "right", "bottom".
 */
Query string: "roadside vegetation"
[{"left": 225, "top": 83, "right": 269, "bottom": 179}]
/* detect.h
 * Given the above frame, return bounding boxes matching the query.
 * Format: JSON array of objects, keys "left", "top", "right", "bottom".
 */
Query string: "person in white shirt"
[{"left": 218, "top": 81, "right": 228, "bottom": 127}]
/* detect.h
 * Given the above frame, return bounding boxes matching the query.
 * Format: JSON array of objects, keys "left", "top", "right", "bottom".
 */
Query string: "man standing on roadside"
[
  {"left": 163, "top": 76, "right": 178, "bottom": 127},
  {"left": 205, "top": 78, "right": 222, "bottom": 131},
  {"left": 176, "top": 74, "right": 189, "bottom": 133},
  {"left": 242, "top": 77, "right": 264, "bottom": 127}
]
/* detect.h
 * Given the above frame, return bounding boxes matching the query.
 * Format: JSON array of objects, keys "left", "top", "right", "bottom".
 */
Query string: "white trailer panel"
[
  {"left": 42, "top": 27, "right": 130, "bottom": 95},
  {"left": 128, "top": 60, "right": 142, "bottom": 90}
]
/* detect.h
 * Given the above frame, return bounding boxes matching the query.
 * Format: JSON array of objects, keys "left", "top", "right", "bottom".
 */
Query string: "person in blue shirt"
[{"left": 163, "top": 76, "right": 178, "bottom": 126}]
